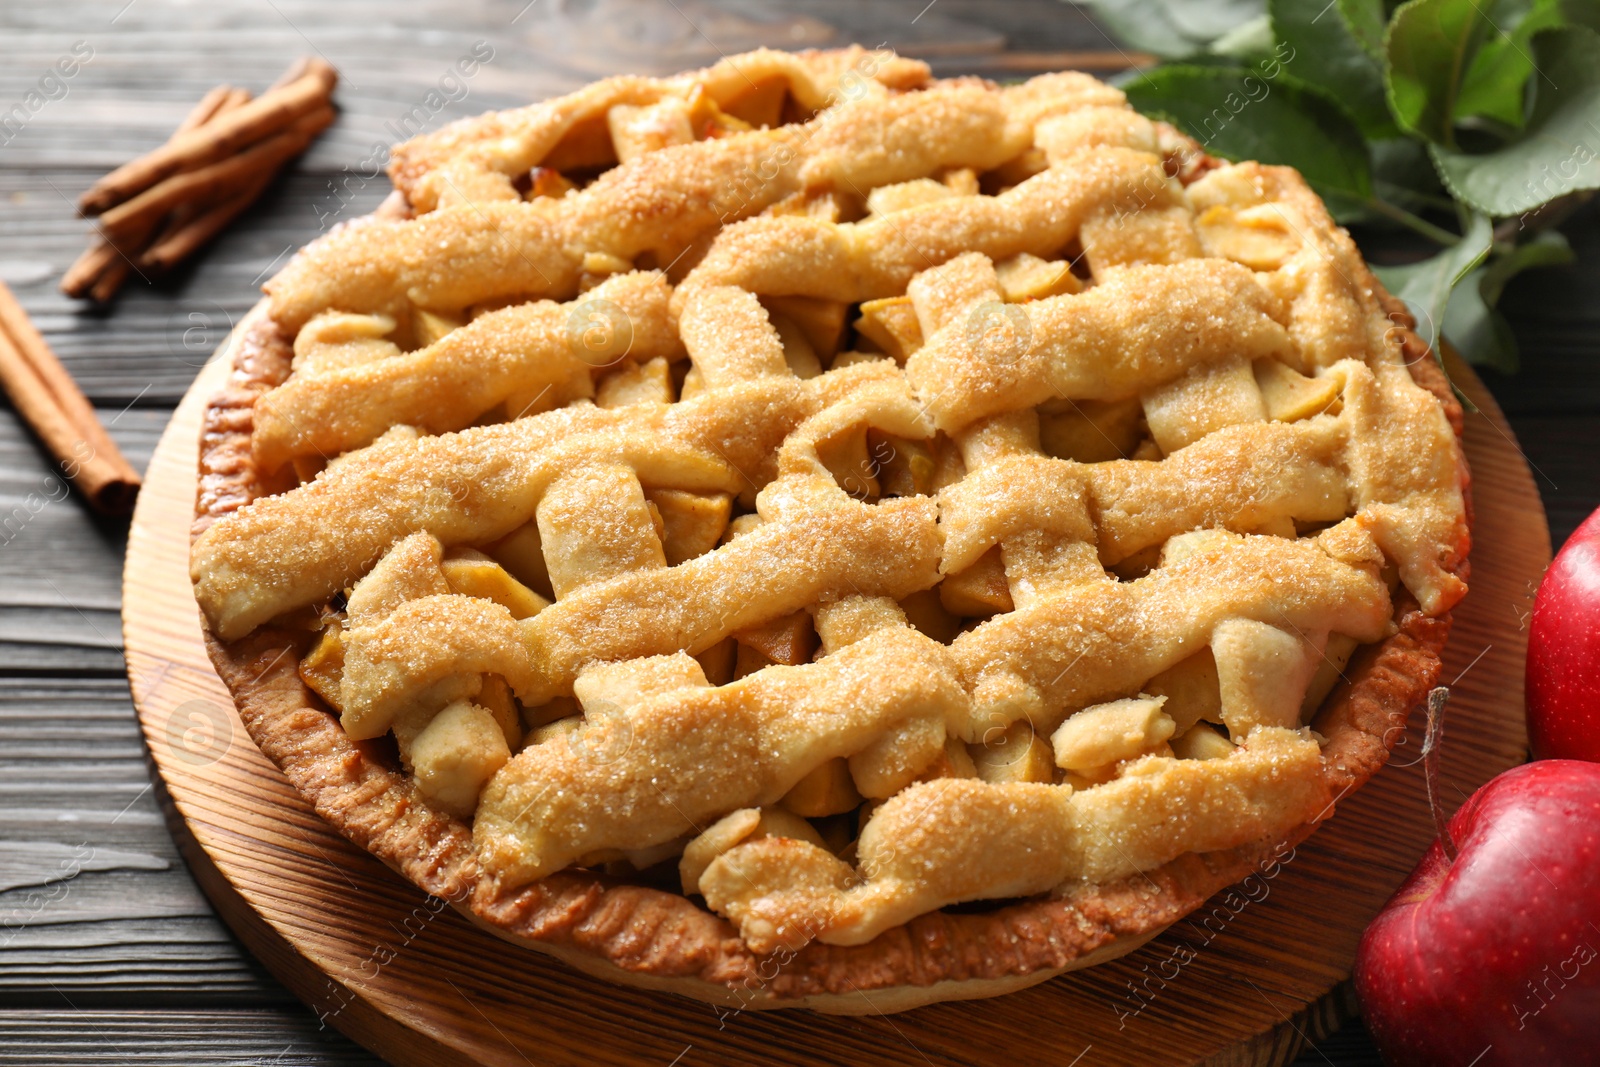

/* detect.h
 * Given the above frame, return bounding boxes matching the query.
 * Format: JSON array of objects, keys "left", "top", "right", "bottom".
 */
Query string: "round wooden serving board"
[{"left": 124, "top": 306, "right": 1549, "bottom": 1067}]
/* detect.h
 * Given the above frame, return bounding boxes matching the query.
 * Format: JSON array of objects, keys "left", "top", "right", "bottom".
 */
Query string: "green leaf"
[
  {"left": 1372, "top": 211, "right": 1493, "bottom": 353},
  {"left": 1562, "top": 0, "right": 1600, "bottom": 32},
  {"left": 1123, "top": 65, "right": 1373, "bottom": 214},
  {"left": 1371, "top": 136, "right": 1453, "bottom": 213},
  {"left": 1342, "top": 0, "right": 1391, "bottom": 58},
  {"left": 1211, "top": 13, "right": 1277, "bottom": 58},
  {"left": 1271, "top": 0, "right": 1397, "bottom": 136},
  {"left": 1385, "top": 0, "right": 1499, "bottom": 144},
  {"left": 1430, "top": 25, "right": 1600, "bottom": 214},
  {"left": 1454, "top": 0, "right": 1566, "bottom": 128},
  {"left": 1085, "top": 0, "right": 1268, "bottom": 58},
  {"left": 1443, "top": 231, "right": 1573, "bottom": 371},
  {"left": 1442, "top": 270, "right": 1522, "bottom": 370}
]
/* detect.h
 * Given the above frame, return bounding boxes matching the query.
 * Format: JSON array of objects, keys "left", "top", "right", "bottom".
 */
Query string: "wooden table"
[{"left": 1, "top": 2, "right": 1594, "bottom": 1064}]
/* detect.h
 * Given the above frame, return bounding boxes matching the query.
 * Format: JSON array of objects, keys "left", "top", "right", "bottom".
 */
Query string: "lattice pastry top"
[{"left": 191, "top": 47, "right": 1468, "bottom": 999}]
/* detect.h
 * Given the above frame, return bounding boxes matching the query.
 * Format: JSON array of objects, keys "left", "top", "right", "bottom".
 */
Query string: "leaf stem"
[{"left": 1363, "top": 197, "right": 1462, "bottom": 245}]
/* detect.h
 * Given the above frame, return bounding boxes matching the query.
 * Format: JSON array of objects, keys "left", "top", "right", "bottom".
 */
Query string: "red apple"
[
  {"left": 1354, "top": 759, "right": 1600, "bottom": 1066},
  {"left": 1527, "top": 505, "right": 1600, "bottom": 762}
]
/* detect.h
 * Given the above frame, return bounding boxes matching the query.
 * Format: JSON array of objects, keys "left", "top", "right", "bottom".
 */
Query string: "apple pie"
[{"left": 189, "top": 46, "right": 1470, "bottom": 1012}]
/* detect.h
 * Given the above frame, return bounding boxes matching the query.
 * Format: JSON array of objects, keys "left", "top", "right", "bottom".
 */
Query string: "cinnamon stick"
[
  {"left": 96, "top": 105, "right": 333, "bottom": 241},
  {"left": 0, "top": 281, "right": 141, "bottom": 513},
  {"left": 61, "top": 85, "right": 253, "bottom": 299},
  {"left": 88, "top": 197, "right": 207, "bottom": 300},
  {"left": 60, "top": 239, "right": 123, "bottom": 298},
  {"left": 86, "top": 258, "right": 132, "bottom": 305},
  {"left": 175, "top": 84, "right": 239, "bottom": 134},
  {"left": 63, "top": 58, "right": 335, "bottom": 301},
  {"left": 140, "top": 168, "right": 277, "bottom": 272},
  {"left": 78, "top": 60, "right": 337, "bottom": 216},
  {"left": 128, "top": 88, "right": 258, "bottom": 276},
  {"left": 268, "top": 56, "right": 334, "bottom": 93},
  {"left": 201, "top": 87, "right": 257, "bottom": 127}
]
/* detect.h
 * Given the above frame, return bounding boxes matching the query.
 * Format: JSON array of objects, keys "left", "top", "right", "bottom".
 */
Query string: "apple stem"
[{"left": 1422, "top": 686, "right": 1458, "bottom": 863}]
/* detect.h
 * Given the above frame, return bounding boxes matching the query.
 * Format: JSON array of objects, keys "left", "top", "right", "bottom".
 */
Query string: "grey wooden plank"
[
  {"left": 0, "top": 406, "right": 160, "bottom": 669},
  {"left": 0, "top": 644, "right": 125, "bottom": 675},
  {"left": 0, "top": 678, "right": 286, "bottom": 1002},
  {"left": 0, "top": 925, "right": 280, "bottom": 998},
  {"left": 0, "top": 0, "right": 1085, "bottom": 166},
  {"left": 0, "top": 1010, "right": 379, "bottom": 1066},
  {"left": 0, "top": 172, "right": 382, "bottom": 405}
]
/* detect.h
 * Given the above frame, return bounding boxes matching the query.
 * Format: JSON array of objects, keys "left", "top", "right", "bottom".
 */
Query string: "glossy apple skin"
[
  {"left": 1354, "top": 760, "right": 1600, "bottom": 1066},
  {"left": 1527, "top": 506, "right": 1600, "bottom": 762}
]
